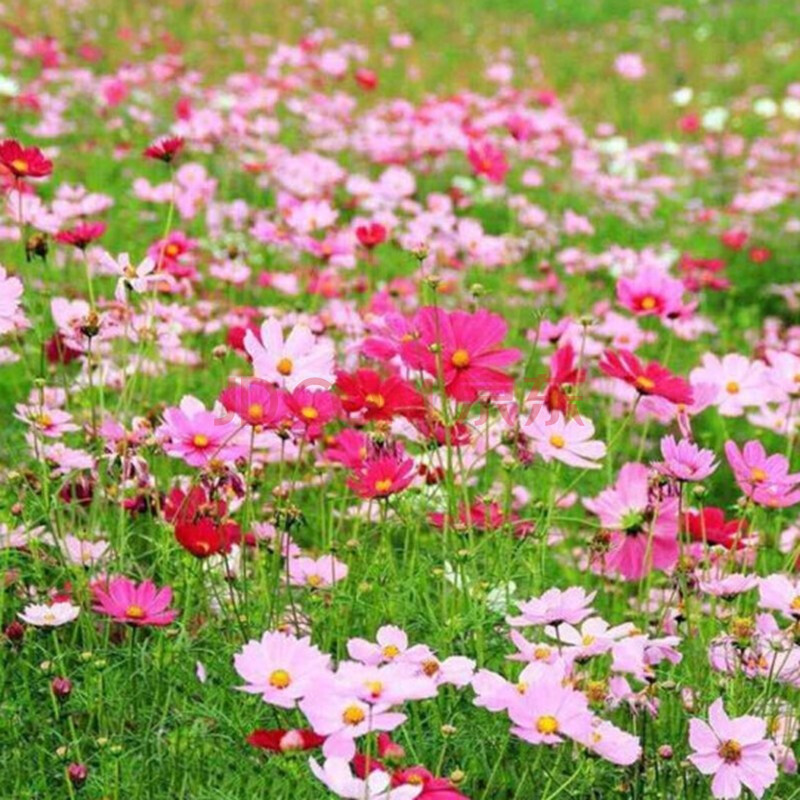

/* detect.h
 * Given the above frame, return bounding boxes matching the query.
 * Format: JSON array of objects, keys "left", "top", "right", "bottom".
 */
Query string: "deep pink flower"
[
  {"left": 467, "top": 140, "right": 508, "bottom": 183},
  {"left": 724, "top": 440, "right": 800, "bottom": 508},
  {"left": 617, "top": 267, "right": 685, "bottom": 318},
  {"left": 92, "top": 577, "right": 178, "bottom": 627},
  {"left": 654, "top": 435, "right": 718, "bottom": 482},
  {"left": 401, "top": 307, "right": 520, "bottom": 403}
]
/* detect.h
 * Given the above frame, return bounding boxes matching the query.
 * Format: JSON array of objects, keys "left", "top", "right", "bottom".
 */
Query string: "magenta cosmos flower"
[
  {"left": 234, "top": 631, "right": 331, "bottom": 708},
  {"left": 92, "top": 577, "right": 178, "bottom": 627},
  {"left": 725, "top": 439, "right": 800, "bottom": 508},
  {"left": 583, "top": 462, "right": 679, "bottom": 581},
  {"left": 688, "top": 699, "right": 777, "bottom": 799},
  {"left": 616, "top": 266, "right": 685, "bottom": 318},
  {"left": 401, "top": 307, "right": 520, "bottom": 402},
  {"left": 159, "top": 395, "right": 246, "bottom": 467}
]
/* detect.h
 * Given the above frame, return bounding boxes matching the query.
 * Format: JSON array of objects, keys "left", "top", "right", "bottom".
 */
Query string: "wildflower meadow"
[{"left": 3, "top": 1, "right": 800, "bottom": 798}]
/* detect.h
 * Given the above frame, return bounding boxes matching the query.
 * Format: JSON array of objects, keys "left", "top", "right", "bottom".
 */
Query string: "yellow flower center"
[
  {"left": 342, "top": 705, "right": 366, "bottom": 725},
  {"left": 11, "top": 158, "right": 29, "bottom": 174},
  {"left": 374, "top": 478, "right": 393, "bottom": 493},
  {"left": 34, "top": 412, "right": 53, "bottom": 428},
  {"left": 726, "top": 381, "right": 740, "bottom": 395},
  {"left": 451, "top": 349, "right": 471, "bottom": 369},
  {"left": 750, "top": 467, "right": 767, "bottom": 483},
  {"left": 516, "top": 681, "right": 528, "bottom": 694},
  {"left": 549, "top": 434, "right": 566, "bottom": 449},
  {"left": 640, "top": 296, "right": 657, "bottom": 310},
  {"left": 165, "top": 244, "right": 180, "bottom": 257},
  {"left": 365, "top": 393, "right": 385, "bottom": 409},
  {"left": 247, "top": 403, "right": 264, "bottom": 420},
  {"left": 365, "top": 681, "right": 383, "bottom": 698},
  {"left": 635, "top": 375, "right": 655, "bottom": 392},
  {"left": 382, "top": 644, "right": 400, "bottom": 659},
  {"left": 192, "top": 433, "right": 210, "bottom": 448},
  {"left": 306, "top": 574, "right": 323, "bottom": 587},
  {"left": 269, "top": 669, "right": 291, "bottom": 689},
  {"left": 125, "top": 604, "right": 146, "bottom": 620},
  {"left": 533, "top": 646, "right": 551, "bottom": 660},
  {"left": 582, "top": 634, "right": 596, "bottom": 646},
  {"left": 718, "top": 740, "right": 742, "bottom": 764},
  {"left": 301, "top": 406, "right": 319, "bottom": 420},
  {"left": 536, "top": 715, "right": 559, "bottom": 735},
  {"left": 276, "top": 357, "right": 293, "bottom": 376},
  {"left": 790, "top": 596, "right": 800, "bottom": 613}
]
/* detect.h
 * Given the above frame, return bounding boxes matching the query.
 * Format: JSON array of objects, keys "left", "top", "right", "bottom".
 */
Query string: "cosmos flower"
[
  {"left": 521, "top": 408, "right": 606, "bottom": 469},
  {"left": 143, "top": 136, "right": 185, "bottom": 163},
  {"left": 287, "top": 555, "right": 349, "bottom": 589},
  {"left": 688, "top": 699, "right": 777, "bottom": 799},
  {"left": 18, "top": 601, "right": 80, "bottom": 627},
  {"left": 92, "top": 577, "right": 178, "bottom": 627},
  {"left": 0, "top": 139, "right": 53, "bottom": 178},
  {"left": 725, "top": 440, "right": 800, "bottom": 508},
  {"left": 599, "top": 349, "right": 693, "bottom": 405},
  {"left": 653, "top": 435, "right": 718, "bottom": 482}
]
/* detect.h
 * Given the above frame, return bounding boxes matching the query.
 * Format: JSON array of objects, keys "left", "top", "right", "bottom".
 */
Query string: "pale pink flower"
[
  {"left": 234, "top": 631, "right": 331, "bottom": 708},
  {"left": 0, "top": 265, "right": 23, "bottom": 335},
  {"left": 690, "top": 354, "right": 768, "bottom": 417},
  {"left": 758, "top": 574, "right": 800, "bottom": 620},
  {"left": 63, "top": 535, "right": 109, "bottom": 567},
  {"left": 347, "top": 625, "right": 428, "bottom": 666},
  {"left": 245, "top": 318, "right": 335, "bottom": 391},
  {"left": 507, "top": 587, "right": 596, "bottom": 628},
  {"left": 287, "top": 555, "right": 348, "bottom": 589},
  {"left": 521, "top": 408, "right": 606, "bottom": 470},
  {"left": 688, "top": 699, "right": 777, "bottom": 799},
  {"left": 577, "top": 719, "right": 642, "bottom": 766},
  {"left": 309, "top": 758, "right": 422, "bottom": 800},
  {"left": 614, "top": 53, "right": 646, "bottom": 80},
  {"left": 508, "top": 672, "right": 594, "bottom": 746}
]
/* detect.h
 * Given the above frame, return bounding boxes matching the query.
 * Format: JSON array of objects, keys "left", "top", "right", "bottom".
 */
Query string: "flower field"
[{"left": 2, "top": 1, "right": 800, "bottom": 798}]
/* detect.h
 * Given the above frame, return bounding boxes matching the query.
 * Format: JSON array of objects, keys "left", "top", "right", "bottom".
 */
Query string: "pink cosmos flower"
[
  {"left": 92, "top": 577, "right": 178, "bottom": 627},
  {"left": 159, "top": 395, "right": 245, "bottom": 467},
  {"left": 698, "top": 575, "right": 758, "bottom": 599},
  {"left": 507, "top": 587, "right": 596, "bottom": 628},
  {"left": 576, "top": 719, "right": 642, "bottom": 766},
  {"left": 466, "top": 140, "right": 509, "bottom": 184},
  {"left": 347, "top": 449, "right": 416, "bottom": 499},
  {"left": 724, "top": 440, "right": 800, "bottom": 508},
  {"left": 0, "top": 266, "right": 23, "bottom": 335},
  {"left": 614, "top": 53, "right": 646, "bottom": 80},
  {"left": 688, "top": 699, "right": 777, "bottom": 799},
  {"left": 507, "top": 672, "right": 594, "bottom": 746},
  {"left": 288, "top": 555, "right": 349, "bottom": 589},
  {"left": 335, "top": 661, "right": 437, "bottom": 706},
  {"left": 15, "top": 404, "right": 79, "bottom": 438},
  {"left": 758, "top": 575, "right": 800, "bottom": 620},
  {"left": 521, "top": 408, "right": 606, "bottom": 470},
  {"left": 245, "top": 318, "right": 335, "bottom": 391},
  {"left": 401, "top": 307, "right": 520, "bottom": 402},
  {"left": 584, "top": 462, "right": 679, "bottom": 581},
  {"left": 654, "top": 435, "right": 718, "bottom": 482},
  {"left": 63, "top": 535, "right": 109, "bottom": 567},
  {"left": 234, "top": 631, "right": 331, "bottom": 708},
  {"left": 616, "top": 267, "right": 684, "bottom": 318},
  {"left": 690, "top": 354, "right": 767, "bottom": 417},
  {"left": 300, "top": 679, "right": 407, "bottom": 760},
  {"left": 347, "top": 625, "right": 428, "bottom": 666},
  {"left": 544, "top": 617, "right": 635, "bottom": 662}
]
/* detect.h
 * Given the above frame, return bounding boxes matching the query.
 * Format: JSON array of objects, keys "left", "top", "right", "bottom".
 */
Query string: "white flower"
[
  {"left": 753, "top": 98, "right": 778, "bottom": 118},
  {"left": 701, "top": 107, "right": 729, "bottom": 133},
  {"left": 310, "top": 758, "right": 422, "bottom": 800},
  {"left": 671, "top": 87, "right": 693, "bottom": 107},
  {"left": 782, "top": 98, "right": 800, "bottom": 120},
  {"left": 19, "top": 601, "right": 80, "bottom": 627}
]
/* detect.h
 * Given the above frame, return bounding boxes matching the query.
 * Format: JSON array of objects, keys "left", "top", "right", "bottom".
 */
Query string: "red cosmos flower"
[
  {"left": 55, "top": 221, "right": 107, "bottom": 250},
  {"left": 165, "top": 486, "right": 240, "bottom": 558},
  {"left": 683, "top": 507, "right": 746, "bottom": 549},
  {"left": 599, "top": 348, "right": 693, "bottom": 405},
  {"left": 429, "top": 499, "right": 533, "bottom": 537},
  {"left": 466, "top": 140, "right": 509, "bottom": 184},
  {"left": 678, "top": 254, "right": 729, "bottom": 292},
  {"left": 0, "top": 139, "right": 53, "bottom": 179},
  {"left": 347, "top": 446, "right": 416, "bottom": 499},
  {"left": 219, "top": 380, "right": 287, "bottom": 428},
  {"left": 285, "top": 387, "right": 340, "bottom": 440},
  {"left": 336, "top": 369, "right": 425, "bottom": 422},
  {"left": 247, "top": 729, "right": 325, "bottom": 752},
  {"left": 143, "top": 136, "right": 185, "bottom": 163},
  {"left": 748, "top": 246, "right": 771, "bottom": 264},
  {"left": 354, "top": 67, "right": 378, "bottom": 90},
  {"left": 720, "top": 229, "right": 748, "bottom": 251},
  {"left": 401, "top": 307, "right": 521, "bottom": 403},
  {"left": 44, "top": 333, "right": 82, "bottom": 365},
  {"left": 355, "top": 222, "right": 387, "bottom": 250},
  {"left": 543, "top": 343, "right": 585, "bottom": 415}
]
